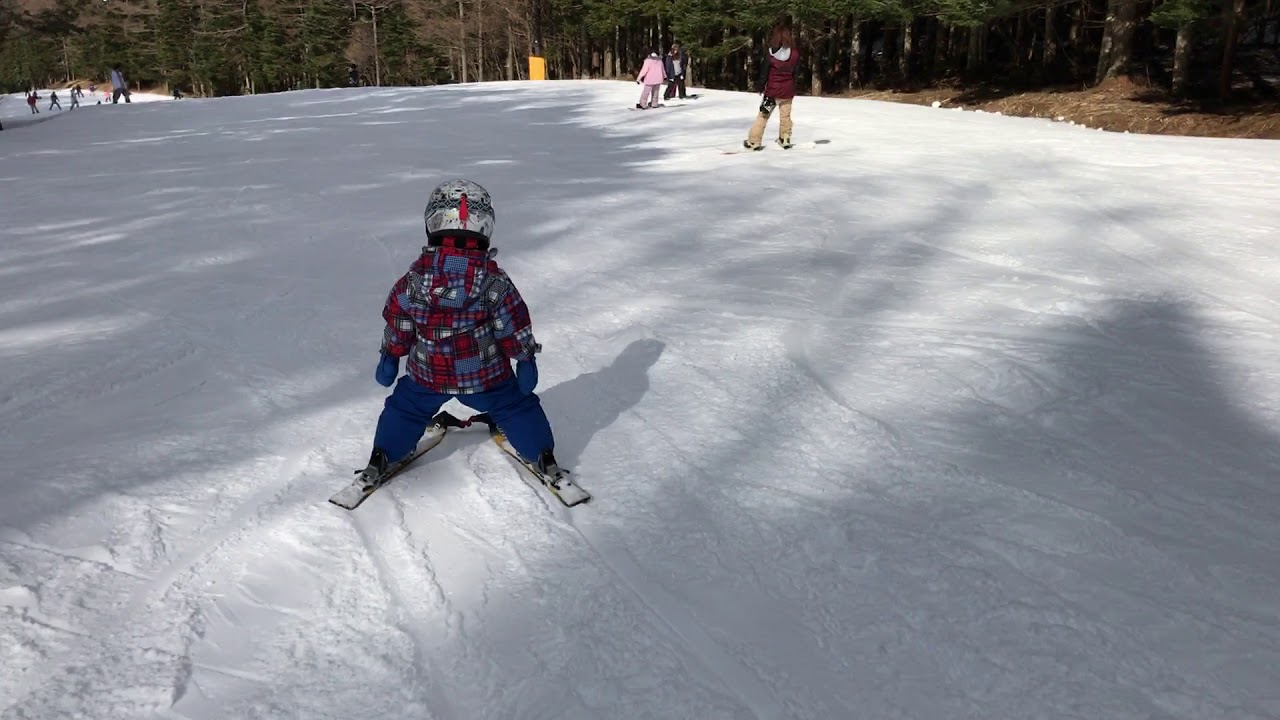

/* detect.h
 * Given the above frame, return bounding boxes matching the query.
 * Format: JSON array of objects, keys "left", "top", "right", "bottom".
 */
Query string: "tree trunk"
[
  {"left": 1043, "top": 3, "right": 1057, "bottom": 71},
  {"left": 926, "top": 18, "right": 943, "bottom": 78},
  {"left": 477, "top": 0, "right": 484, "bottom": 82},
  {"left": 1172, "top": 22, "right": 1192, "bottom": 96},
  {"left": 458, "top": 0, "right": 468, "bottom": 83},
  {"left": 530, "top": 0, "right": 541, "bottom": 55},
  {"left": 1095, "top": 0, "right": 1138, "bottom": 83},
  {"left": 372, "top": 7, "right": 381, "bottom": 85},
  {"left": 948, "top": 21, "right": 962, "bottom": 73},
  {"left": 1219, "top": 0, "right": 1245, "bottom": 100},
  {"left": 61, "top": 38, "right": 71, "bottom": 82},
  {"left": 901, "top": 19, "right": 913, "bottom": 79},
  {"left": 1068, "top": 0, "right": 1085, "bottom": 76},
  {"left": 808, "top": 22, "right": 823, "bottom": 94},
  {"left": 506, "top": 31, "right": 514, "bottom": 80},
  {"left": 850, "top": 19, "right": 864, "bottom": 87},
  {"left": 1015, "top": 11, "right": 1027, "bottom": 69},
  {"left": 1268, "top": 0, "right": 1275, "bottom": 47},
  {"left": 967, "top": 23, "right": 983, "bottom": 76}
]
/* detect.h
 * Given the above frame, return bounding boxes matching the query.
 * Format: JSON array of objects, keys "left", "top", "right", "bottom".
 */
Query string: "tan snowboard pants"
[{"left": 747, "top": 98, "right": 793, "bottom": 145}]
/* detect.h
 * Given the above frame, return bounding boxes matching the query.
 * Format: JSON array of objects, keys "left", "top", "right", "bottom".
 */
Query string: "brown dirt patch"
[{"left": 843, "top": 77, "right": 1280, "bottom": 139}]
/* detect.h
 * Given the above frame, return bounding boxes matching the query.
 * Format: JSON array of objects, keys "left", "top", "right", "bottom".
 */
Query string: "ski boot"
[
  {"left": 356, "top": 447, "right": 390, "bottom": 487},
  {"left": 536, "top": 449, "right": 566, "bottom": 480},
  {"left": 742, "top": 140, "right": 764, "bottom": 151},
  {"left": 777, "top": 135, "right": 793, "bottom": 149}
]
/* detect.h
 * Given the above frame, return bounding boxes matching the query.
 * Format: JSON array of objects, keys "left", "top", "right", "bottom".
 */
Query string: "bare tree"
[{"left": 357, "top": 0, "right": 397, "bottom": 85}]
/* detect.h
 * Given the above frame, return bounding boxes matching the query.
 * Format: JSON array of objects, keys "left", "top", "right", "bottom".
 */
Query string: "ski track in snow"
[{"left": 3, "top": 81, "right": 1280, "bottom": 719}]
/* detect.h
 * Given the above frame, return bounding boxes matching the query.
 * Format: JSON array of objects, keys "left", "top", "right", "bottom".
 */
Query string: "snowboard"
[{"left": 721, "top": 138, "right": 831, "bottom": 155}]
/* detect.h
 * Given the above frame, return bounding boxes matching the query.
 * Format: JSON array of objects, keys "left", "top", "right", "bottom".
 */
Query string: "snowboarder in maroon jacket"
[{"left": 745, "top": 23, "right": 799, "bottom": 150}]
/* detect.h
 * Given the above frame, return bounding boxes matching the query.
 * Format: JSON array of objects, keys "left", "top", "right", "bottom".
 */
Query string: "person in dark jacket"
[
  {"left": 744, "top": 23, "right": 799, "bottom": 150},
  {"left": 110, "top": 66, "right": 131, "bottom": 104},
  {"left": 663, "top": 42, "right": 690, "bottom": 100}
]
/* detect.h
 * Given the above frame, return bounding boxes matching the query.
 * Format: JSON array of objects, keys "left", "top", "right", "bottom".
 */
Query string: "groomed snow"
[{"left": 2, "top": 80, "right": 1279, "bottom": 720}]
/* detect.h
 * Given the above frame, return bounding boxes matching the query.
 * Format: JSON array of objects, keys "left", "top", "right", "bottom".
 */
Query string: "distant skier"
[
  {"left": 663, "top": 42, "right": 690, "bottom": 101},
  {"left": 744, "top": 23, "right": 799, "bottom": 150},
  {"left": 49, "top": 91, "right": 61, "bottom": 111},
  {"left": 110, "top": 65, "right": 132, "bottom": 104},
  {"left": 635, "top": 51, "right": 665, "bottom": 109},
  {"left": 357, "top": 178, "right": 563, "bottom": 485},
  {"left": 26, "top": 92, "right": 39, "bottom": 114}
]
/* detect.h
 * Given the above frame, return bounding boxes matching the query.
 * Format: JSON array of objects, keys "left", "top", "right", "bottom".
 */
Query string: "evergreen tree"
[
  {"left": 155, "top": 0, "right": 197, "bottom": 92},
  {"left": 300, "top": 0, "right": 350, "bottom": 88}
]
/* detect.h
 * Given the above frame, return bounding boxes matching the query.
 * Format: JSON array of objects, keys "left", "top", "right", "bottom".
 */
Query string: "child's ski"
[
  {"left": 487, "top": 423, "right": 591, "bottom": 507},
  {"left": 328, "top": 412, "right": 472, "bottom": 510},
  {"left": 329, "top": 412, "right": 590, "bottom": 510}
]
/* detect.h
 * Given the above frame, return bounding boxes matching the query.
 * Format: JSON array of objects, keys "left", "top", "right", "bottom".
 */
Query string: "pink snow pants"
[{"left": 639, "top": 84, "right": 661, "bottom": 108}]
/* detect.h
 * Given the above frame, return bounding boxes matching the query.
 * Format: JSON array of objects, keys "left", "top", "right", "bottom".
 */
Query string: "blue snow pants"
[{"left": 373, "top": 375, "right": 554, "bottom": 465}]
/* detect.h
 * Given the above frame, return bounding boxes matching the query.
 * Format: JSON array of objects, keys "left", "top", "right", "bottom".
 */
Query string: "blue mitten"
[
  {"left": 375, "top": 353, "right": 400, "bottom": 387},
  {"left": 516, "top": 358, "right": 538, "bottom": 395}
]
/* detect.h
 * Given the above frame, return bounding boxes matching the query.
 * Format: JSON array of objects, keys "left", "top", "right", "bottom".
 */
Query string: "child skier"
[
  {"left": 635, "top": 52, "right": 665, "bottom": 109},
  {"left": 359, "top": 179, "right": 562, "bottom": 483}
]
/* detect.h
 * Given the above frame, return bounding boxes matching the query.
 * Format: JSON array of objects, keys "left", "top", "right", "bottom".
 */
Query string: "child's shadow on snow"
[{"left": 539, "top": 338, "right": 665, "bottom": 470}]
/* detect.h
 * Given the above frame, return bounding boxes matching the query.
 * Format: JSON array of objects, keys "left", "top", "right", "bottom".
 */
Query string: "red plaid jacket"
[{"left": 380, "top": 246, "right": 539, "bottom": 394}]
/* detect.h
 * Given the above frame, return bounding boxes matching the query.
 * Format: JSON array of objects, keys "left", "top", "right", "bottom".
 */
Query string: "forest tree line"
[{"left": 1, "top": 0, "right": 1277, "bottom": 101}]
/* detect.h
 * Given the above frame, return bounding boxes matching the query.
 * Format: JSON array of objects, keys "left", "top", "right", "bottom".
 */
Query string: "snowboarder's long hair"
[{"left": 770, "top": 23, "right": 794, "bottom": 50}]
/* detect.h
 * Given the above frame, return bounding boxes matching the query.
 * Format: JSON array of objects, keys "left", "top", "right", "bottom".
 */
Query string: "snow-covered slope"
[{"left": 2, "top": 80, "right": 1279, "bottom": 720}]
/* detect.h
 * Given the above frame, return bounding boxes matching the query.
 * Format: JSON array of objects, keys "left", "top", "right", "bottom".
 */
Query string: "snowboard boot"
[
  {"left": 636, "top": 103, "right": 645, "bottom": 110},
  {"left": 777, "top": 135, "right": 793, "bottom": 149},
  {"left": 743, "top": 140, "right": 764, "bottom": 151}
]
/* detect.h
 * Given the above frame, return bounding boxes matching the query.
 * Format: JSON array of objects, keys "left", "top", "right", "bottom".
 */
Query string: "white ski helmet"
[{"left": 424, "top": 178, "right": 496, "bottom": 246}]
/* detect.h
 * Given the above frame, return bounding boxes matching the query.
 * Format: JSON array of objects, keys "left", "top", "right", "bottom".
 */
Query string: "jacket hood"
[
  {"left": 770, "top": 47, "right": 792, "bottom": 62},
  {"left": 412, "top": 246, "right": 494, "bottom": 315}
]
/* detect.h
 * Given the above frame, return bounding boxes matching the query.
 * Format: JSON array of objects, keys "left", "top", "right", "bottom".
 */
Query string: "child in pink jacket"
[{"left": 636, "top": 52, "right": 666, "bottom": 109}]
